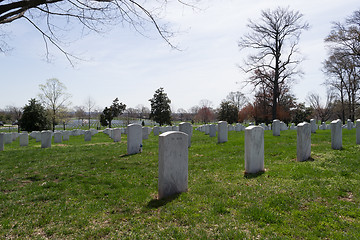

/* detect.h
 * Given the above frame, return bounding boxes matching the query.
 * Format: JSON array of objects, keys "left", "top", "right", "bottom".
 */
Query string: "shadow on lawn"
[
  {"left": 244, "top": 171, "right": 265, "bottom": 179},
  {"left": 146, "top": 193, "right": 181, "bottom": 209}
]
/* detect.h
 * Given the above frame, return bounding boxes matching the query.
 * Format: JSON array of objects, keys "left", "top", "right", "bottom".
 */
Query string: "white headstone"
[
  {"left": 218, "top": 121, "right": 228, "bottom": 143},
  {"left": 297, "top": 122, "right": 311, "bottom": 162},
  {"left": 62, "top": 131, "right": 70, "bottom": 141},
  {"left": 331, "top": 119, "right": 342, "bottom": 150},
  {"left": 356, "top": 119, "right": 360, "bottom": 145},
  {"left": 245, "top": 126, "right": 264, "bottom": 174},
  {"left": 54, "top": 132, "right": 62, "bottom": 143},
  {"left": 142, "top": 127, "right": 150, "bottom": 140},
  {"left": 12, "top": 132, "right": 19, "bottom": 141},
  {"left": 272, "top": 119, "right": 280, "bottom": 136},
  {"left": 127, "top": 124, "right": 142, "bottom": 155},
  {"left": 35, "top": 131, "right": 42, "bottom": 142},
  {"left": 41, "top": 131, "right": 52, "bottom": 148},
  {"left": 209, "top": 124, "right": 216, "bottom": 137},
  {"left": 112, "top": 128, "right": 121, "bottom": 142},
  {"left": 310, "top": 119, "right": 317, "bottom": 133},
  {"left": 153, "top": 126, "right": 160, "bottom": 136},
  {"left": 179, "top": 122, "right": 193, "bottom": 148},
  {"left": 204, "top": 125, "right": 210, "bottom": 135},
  {"left": 4, "top": 133, "right": 12, "bottom": 144},
  {"left": 0, "top": 133, "right": 4, "bottom": 151},
  {"left": 84, "top": 130, "right": 91, "bottom": 141},
  {"left": 158, "top": 131, "right": 188, "bottom": 199},
  {"left": 19, "top": 133, "right": 29, "bottom": 147},
  {"left": 347, "top": 119, "right": 353, "bottom": 130}
]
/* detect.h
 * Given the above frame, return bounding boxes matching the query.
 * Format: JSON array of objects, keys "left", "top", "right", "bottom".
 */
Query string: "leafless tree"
[
  {"left": 238, "top": 7, "right": 309, "bottom": 120},
  {"left": 38, "top": 78, "right": 71, "bottom": 131},
  {"left": 324, "top": 9, "right": 360, "bottom": 122},
  {"left": 74, "top": 105, "right": 86, "bottom": 124},
  {"left": 306, "top": 90, "right": 336, "bottom": 123},
  {"left": 135, "top": 104, "right": 150, "bottom": 119},
  {"left": 84, "top": 97, "right": 96, "bottom": 129},
  {"left": 322, "top": 51, "right": 359, "bottom": 122},
  {"left": 226, "top": 91, "right": 248, "bottom": 110},
  {"left": 0, "top": 0, "right": 195, "bottom": 64}
]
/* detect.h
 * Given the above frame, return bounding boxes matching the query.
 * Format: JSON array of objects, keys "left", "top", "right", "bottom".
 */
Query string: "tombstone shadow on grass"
[
  {"left": 146, "top": 193, "right": 181, "bottom": 209},
  {"left": 244, "top": 170, "right": 265, "bottom": 179}
]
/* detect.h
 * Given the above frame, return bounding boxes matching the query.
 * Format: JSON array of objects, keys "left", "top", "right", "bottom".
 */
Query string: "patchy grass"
[{"left": 0, "top": 128, "right": 360, "bottom": 239}]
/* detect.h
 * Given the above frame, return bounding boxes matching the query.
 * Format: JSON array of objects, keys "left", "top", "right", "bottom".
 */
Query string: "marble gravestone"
[
  {"left": 310, "top": 119, "right": 317, "bottom": 133},
  {"left": 218, "top": 121, "right": 228, "bottom": 143},
  {"left": 112, "top": 128, "right": 121, "bottom": 142},
  {"left": 158, "top": 131, "right": 188, "bottom": 199},
  {"left": 84, "top": 130, "right": 92, "bottom": 141},
  {"left": 0, "top": 133, "right": 4, "bottom": 151},
  {"left": 142, "top": 127, "right": 150, "bottom": 140},
  {"left": 209, "top": 124, "right": 216, "bottom": 137},
  {"left": 297, "top": 122, "right": 311, "bottom": 162},
  {"left": 62, "top": 131, "right": 70, "bottom": 141},
  {"left": 54, "top": 132, "right": 62, "bottom": 143},
  {"left": 245, "top": 126, "right": 264, "bottom": 174},
  {"left": 127, "top": 124, "right": 142, "bottom": 155},
  {"left": 331, "top": 119, "right": 342, "bottom": 150},
  {"left": 272, "top": 119, "right": 280, "bottom": 136},
  {"left": 41, "top": 131, "right": 52, "bottom": 148},
  {"left": 153, "top": 126, "right": 160, "bottom": 136},
  {"left": 19, "top": 133, "right": 29, "bottom": 147},
  {"left": 179, "top": 122, "right": 193, "bottom": 148}
]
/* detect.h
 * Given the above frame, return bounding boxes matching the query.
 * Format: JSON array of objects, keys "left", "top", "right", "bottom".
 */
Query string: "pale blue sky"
[{"left": 1, "top": 0, "right": 359, "bottom": 112}]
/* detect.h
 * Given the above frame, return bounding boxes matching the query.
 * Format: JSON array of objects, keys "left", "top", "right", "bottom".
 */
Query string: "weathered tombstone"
[
  {"left": 310, "top": 119, "right": 317, "bottom": 133},
  {"left": 142, "top": 127, "right": 150, "bottom": 140},
  {"left": 4, "top": 133, "right": 12, "bottom": 144},
  {"left": 103, "top": 128, "right": 110, "bottom": 136},
  {"left": 280, "top": 121, "right": 288, "bottom": 131},
  {"left": 204, "top": 125, "right": 210, "bottom": 135},
  {"left": 179, "top": 122, "right": 193, "bottom": 147},
  {"left": 54, "top": 132, "right": 62, "bottom": 143},
  {"left": 41, "top": 131, "right": 52, "bottom": 148},
  {"left": 112, "top": 128, "right": 121, "bottom": 142},
  {"left": 19, "top": 133, "right": 29, "bottom": 147},
  {"left": 245, "top": 126, "right": 264, "bottom": 174},
  {"left": 209, "top": 124, "right": 216, "bottom": 137},
  {"left": 331, "top": 119, "right": 342, "bottom": 150},
  {"left": 172, "top": 126, "right": 179, "bottom": 131},
  {"left": 0, "top": 133, "right": 4, "bottom": 151},
  {"left": 347, "top": 119, "right": 353, "bottom": 130},
  {"left": 218, "top": 121, "right": 228, "bottom": 143},
  {"left": 35, "top": 131, "right": 42, "bottom": 142},
  {"left": 356, "top": 119, "right": 360, "bottom": 145},
  {"left": 127, "top": 124, "right": 142, "bottom": 155},
  {"left": 158, "top": 131, "right": 188, "bottom": 199},
  {"left": 62, "top": 131, "right": 70, "bottom": 141},
  {"left": 90, "top": 129, "right": 98, "bottom": 136},
  {"left": 272, "top": 119, "right": 280, "bottom": 136},
  {"left": 153, "top": 126, "right": 160, "bottom": 136},
  {"left": 84, "top": 130, "right": 91, "bottom": 141},
  {"left": 12, "top": 132, "right": 19, "bottom": 141},
  {"left": 297, "top": 122, "right": 311, "bottom": 162}
]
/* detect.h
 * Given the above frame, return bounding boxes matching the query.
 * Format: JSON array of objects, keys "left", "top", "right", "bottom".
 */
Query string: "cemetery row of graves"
[
  {"left": 1, "top": 119, "right": 360, "bottom": 198},
  {"left": 1, "top": 119, "right": 360, "bottom": 238}
]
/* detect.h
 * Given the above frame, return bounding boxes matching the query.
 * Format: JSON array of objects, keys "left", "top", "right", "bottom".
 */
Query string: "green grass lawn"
[{"left": 1, "top": 128, "right": 359, "bottom": 239}]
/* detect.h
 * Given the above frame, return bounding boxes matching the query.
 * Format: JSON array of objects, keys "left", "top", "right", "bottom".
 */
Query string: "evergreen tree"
[
  {"left": 218, "top": 101, "right": 239, "bottom": 124},
  {"left": 149, "top": 88, "right": 172, "bottom": 126},
  {"left": 19, "top": 98, "right": 50, "bottom": 132},
  {"left": 99, "top": 98, "right": 126, "bottom": 128}
]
